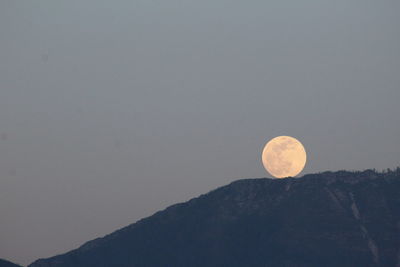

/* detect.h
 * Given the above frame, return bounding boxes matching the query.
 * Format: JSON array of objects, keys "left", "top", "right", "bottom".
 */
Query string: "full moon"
[{"left": 262, "top": 136, "right": 307, "bottom": 178}]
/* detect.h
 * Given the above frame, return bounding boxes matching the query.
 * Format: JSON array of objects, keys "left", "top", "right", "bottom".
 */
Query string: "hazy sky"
[{"left": 1, "top": 0, "right": 399, "bottom": 265}]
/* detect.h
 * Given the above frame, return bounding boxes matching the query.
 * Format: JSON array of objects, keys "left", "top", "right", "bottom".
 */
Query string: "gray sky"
[{"left": 1, "top": 0, "right": 399, "bottom": 265}]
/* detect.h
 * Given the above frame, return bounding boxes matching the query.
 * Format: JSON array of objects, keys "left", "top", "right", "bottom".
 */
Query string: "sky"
[{"left": 1, "top": 0, "right": 399, "bottom": 265}]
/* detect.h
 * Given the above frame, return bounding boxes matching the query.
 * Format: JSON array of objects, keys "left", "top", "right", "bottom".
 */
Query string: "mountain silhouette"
[
  {"left": 29, "top": 170, "right": 400, "bottom": 267},
  {"left": 0, "top": 259, "right": 22, "bottom": 267}
]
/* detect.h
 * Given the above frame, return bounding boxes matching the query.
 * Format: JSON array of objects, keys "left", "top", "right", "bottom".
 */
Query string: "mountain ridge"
[{"left": 29, "top": 169, "right": 400, "bottom": 267}]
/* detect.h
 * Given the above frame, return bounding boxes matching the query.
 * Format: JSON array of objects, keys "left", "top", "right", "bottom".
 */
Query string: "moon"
[{"left": 262, "top": 136, "right": 307, "bottom": 178}]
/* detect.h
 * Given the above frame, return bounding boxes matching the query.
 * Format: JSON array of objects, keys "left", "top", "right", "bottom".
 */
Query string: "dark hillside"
[
  {"left": 0, "top": 259, "right": 22, "bottom": 267},
  {"left": 29, "top": 170, "right": 400, "bottom": 267}
]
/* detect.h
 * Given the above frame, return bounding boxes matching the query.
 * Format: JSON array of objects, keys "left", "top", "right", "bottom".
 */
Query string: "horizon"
[{"left": 4, "top": 167, "right": 400, "bottom": 266}]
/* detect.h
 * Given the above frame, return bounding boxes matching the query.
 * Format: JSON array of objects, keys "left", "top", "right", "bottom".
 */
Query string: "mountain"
[
  {"left": 29, "top": 170, "right": 400, "bottom": 267},
  {"left": 0, "top": 259, "right": 22, "bottom": 267}
]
